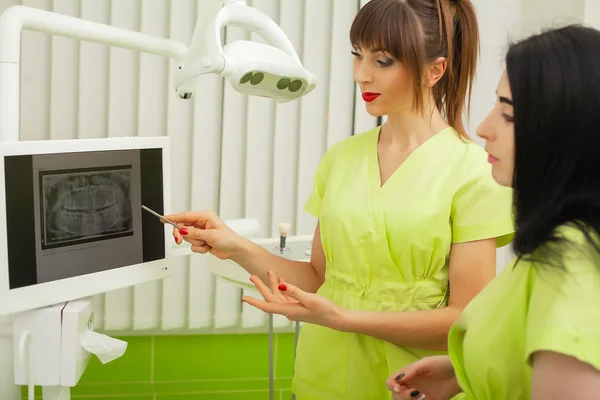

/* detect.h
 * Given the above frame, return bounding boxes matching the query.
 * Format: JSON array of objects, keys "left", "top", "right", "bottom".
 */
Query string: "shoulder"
[
  {"left": 323, "top": 126, "right": 378, "bottom": 159},
  {"left": 441, "top": 130, "right": 509, "bottom": 195},
  {"left": 447, "top": 133, "right": 493, "bottom": 178},
  {"left": 312, "top": 127, "right": 377, "bottom": 183},
  {"left": 542, "top": 223, "right": 600, "bottom": 271}
]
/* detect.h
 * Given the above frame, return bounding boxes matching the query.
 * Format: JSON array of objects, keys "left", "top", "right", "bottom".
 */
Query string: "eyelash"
[
  {"left": 502, "top": 113, "right": 514, "bottom": 123},
  {"left": 351, "top": 51, "right": 393, "bottom": 67}
]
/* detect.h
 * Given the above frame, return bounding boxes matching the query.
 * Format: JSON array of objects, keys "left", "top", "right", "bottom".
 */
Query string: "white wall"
[{"left": 0, "top": 0, "right": 595, "bottom": 398}]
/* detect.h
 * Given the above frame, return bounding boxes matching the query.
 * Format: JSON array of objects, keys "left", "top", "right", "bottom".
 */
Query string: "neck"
[{"left": 379, "top": 97, "right": 449, "bottom": 147}]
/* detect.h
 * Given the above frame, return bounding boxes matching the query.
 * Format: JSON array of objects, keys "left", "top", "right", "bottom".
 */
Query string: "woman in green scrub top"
[
  {"left": 386, "top": 24, "right": 600, "bottom": 400},
  {"left": 165, "top": 0, "right": 514, "bottom": 399}
]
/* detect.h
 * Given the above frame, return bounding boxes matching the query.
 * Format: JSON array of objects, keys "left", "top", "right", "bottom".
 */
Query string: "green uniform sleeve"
[
  {"left": 450, "top": 159, "right": 515, "bottom": 247},
  {"left": 525, "top": 227, "right": 600, "bottom": 371}
]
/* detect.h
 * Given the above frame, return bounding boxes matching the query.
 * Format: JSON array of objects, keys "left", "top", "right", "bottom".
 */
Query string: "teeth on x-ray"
[{"left": 43, "top": 170, "right": 133, "bottom": 244}]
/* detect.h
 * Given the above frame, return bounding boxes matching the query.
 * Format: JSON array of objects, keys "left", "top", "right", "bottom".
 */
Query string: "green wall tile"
[
  {"left": 71, "top": 383, "right": 153, "bottom": 396},
  {"left": 20, "top": 386, "right": 41, "bottom": 398},
  {"left": 153, "top": 334, "right": 271, "bottom": 381},
  {"left": 72, "top": 396, "right": 153, "bottom": 400},
  {"left": 156, "top": 390, "right": 272, "bottom": 400},
  {"left": 23, "top": 333, "right": 296, "bottom": 399},
  {"left": 154, "top": 377, "right": 292, "bottom": 393},
  {"left": 78, "top": 336, "right": 152, "bottom": 383},
  {"left": 276, "top": 333, "right": 296, "bottom": 377}
]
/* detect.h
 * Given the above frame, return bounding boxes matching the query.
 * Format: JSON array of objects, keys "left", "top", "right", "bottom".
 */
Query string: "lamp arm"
[
  {"left": 213, "top": 2, "right": 302, "bottom": 66},
  {"left": 0, "top": 5, "right": 189, "bottom": 142}
]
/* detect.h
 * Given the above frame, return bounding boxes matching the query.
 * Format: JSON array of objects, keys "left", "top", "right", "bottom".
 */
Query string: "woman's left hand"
[{"left": 242, "top": 270, "right": 346, "bottom": 329}]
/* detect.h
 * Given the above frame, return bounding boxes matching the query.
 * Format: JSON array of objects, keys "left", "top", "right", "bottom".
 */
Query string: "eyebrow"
[{"left": 495, "top": 90, "right": 513, "bottom": 105}]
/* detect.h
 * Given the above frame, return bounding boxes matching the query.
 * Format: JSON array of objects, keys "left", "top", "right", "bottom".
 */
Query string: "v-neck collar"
[{"left": 369, "top": 126, "right": 455, "bottom": 190}]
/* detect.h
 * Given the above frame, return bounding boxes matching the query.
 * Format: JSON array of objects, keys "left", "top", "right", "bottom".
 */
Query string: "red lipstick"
[{"left": 362, "top": 92, "right": 380, "bottom": 102}]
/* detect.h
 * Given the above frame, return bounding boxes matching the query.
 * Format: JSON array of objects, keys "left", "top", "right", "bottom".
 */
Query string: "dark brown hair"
[{"left": 350, "top": 0, "right": 479, "bottom": 139}]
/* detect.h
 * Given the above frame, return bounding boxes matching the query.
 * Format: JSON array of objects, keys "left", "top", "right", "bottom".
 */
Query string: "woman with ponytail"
[{"left": 164, "top": 1, "right": 513, "bottom": 399}]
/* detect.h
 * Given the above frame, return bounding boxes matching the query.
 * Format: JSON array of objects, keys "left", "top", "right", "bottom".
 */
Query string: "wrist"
[
  {"left": 332, "top": 307, "right": 353, "bottom": 332},
  {"left": 229, "top": 235, "right": 254, "bottom": 263}
]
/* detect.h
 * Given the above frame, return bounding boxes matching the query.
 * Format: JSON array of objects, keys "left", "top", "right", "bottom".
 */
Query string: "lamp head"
[
  {"left": 223, "top": 40, "right": 315, "bottom": 102},
  {"left": 174, "top": 1, "right": 316, "bottom": 102}
]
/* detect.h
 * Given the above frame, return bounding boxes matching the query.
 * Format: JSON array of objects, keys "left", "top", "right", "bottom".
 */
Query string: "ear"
[{"left": 425, "top": 57, "right": 447, "bottom": 88}]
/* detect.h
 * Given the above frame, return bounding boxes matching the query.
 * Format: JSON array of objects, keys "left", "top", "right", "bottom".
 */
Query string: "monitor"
[{"left": 0, "top": 136, "right": 173, "bottom": 316}]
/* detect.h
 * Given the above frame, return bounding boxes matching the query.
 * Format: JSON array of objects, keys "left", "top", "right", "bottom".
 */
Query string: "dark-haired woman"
[{"left": 388, "top": 24, "right": 600, "bottom": 400}]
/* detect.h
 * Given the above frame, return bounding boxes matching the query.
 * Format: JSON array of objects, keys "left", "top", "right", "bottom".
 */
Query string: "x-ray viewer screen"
[{"left": 5, "top": 148, "right": 165, "bottom": 289}]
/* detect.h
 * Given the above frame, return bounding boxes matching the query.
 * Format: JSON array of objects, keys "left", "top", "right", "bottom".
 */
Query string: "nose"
[
  {"left": 476, "top": 109, "right": 496, "bottom": 142},
  {"left": 353, "top": 60, "right": 373, "bottom": 85}
]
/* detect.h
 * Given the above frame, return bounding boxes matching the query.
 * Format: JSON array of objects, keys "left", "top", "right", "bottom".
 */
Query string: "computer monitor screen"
[{"left": 0, "top": 137, "right": 173, "bottom": 316}]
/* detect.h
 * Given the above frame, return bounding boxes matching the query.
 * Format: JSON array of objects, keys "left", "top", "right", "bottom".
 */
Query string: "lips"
[
  {"left": 362, "top": 92, "right": 380, "bottom": 102},
  {"left": 487, "top": 153, "right": 500, "bottom": 164}
]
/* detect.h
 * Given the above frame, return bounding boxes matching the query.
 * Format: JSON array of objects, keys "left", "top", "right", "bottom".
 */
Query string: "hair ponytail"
[{"left": 436, "top": 0, "right": 480, "bottom": 140}]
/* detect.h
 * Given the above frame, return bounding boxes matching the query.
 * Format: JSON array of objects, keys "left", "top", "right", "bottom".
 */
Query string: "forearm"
[
  {"left": 337, "top": 306, "right": 461, "bottom": 350},
  {"left": 231, "top": 239, "right": 324, "bottom": 293}
]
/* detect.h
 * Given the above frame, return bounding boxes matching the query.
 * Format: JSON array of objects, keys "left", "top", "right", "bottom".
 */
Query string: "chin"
[
  {"left": 491, "top": 167, "right": 511, "bottom": 187},
  {"left": 364, "top": 104, "right": 386, "bottom": 117}
]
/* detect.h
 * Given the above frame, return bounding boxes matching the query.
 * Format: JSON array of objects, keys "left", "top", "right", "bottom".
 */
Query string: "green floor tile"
[{"left": 153, "top": 334, "right": 271, "bottom": 381}]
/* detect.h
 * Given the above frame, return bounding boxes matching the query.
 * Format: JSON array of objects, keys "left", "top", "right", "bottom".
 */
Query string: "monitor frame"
[{"left": 0, "top": 136, "right": 173, "bottom": 316}]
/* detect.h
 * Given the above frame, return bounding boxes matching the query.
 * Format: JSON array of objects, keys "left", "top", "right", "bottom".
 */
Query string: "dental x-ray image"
[{"left": 41, "top": 166, "right": 133, "bottom": 249}]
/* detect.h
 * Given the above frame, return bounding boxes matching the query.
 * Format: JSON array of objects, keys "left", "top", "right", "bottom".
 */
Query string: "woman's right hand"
[
  {"left": 386, "top": 356, "right": 461, "bottom": 400},
  {"left": 162, "top": 210, "right": 245, "bottom": 260}
]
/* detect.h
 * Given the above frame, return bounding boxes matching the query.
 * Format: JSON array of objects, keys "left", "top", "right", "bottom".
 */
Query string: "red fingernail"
[
  {"left": 278, "top": 283, "right": 287, "bottom": 291},
  {"left": 180, "top": 228, "right": 188, "bottom": 235}
]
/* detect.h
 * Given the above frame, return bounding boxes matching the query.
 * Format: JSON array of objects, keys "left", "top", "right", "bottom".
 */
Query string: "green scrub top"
[
  {"left": 292, "top": 126, "right": 514, "bottom": 400},
  {"left": 448, "top": 224, "right": 600, "bottom": 399}
]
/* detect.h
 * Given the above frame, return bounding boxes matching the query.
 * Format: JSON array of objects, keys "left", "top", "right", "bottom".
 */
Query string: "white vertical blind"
[
  {"left": 4, "top": 0, "right": 551, "bottom": 334},
  {"left": 295, "top": 0, "right": 334, "bottom": 235},
  {"left": 103, "top": 0, "right": 139, "bottom": 331}
]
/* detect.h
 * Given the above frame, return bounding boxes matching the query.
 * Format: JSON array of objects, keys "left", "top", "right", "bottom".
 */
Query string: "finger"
[
  {"left": 278, "top": 277, "right": 296, "bottom": 302},
  {"left": 407, "top": 390, "right": 426, "bottom": 400},
  {"left": 389, "top": 385, "right": 420, "bottom": 399},
  {"left": 242, "top": 296, "right": 297, "bottom": 315},
  {"left": 178, "top": 225, "right": 217, "bottom": 244},
  {"left": 391, "top": 360, "right": 429, "bottom": 387},
  {"left": 181, "top": 236, "right": 207, "bottom": 247},
  {"left": 386, "top": 373, "right": 408, "bottom": 393},
  {"left": 162, "top": 210, "right": 218, "bottom": 228},
  {"left": 268, "top": 271, "right": 287, "bottom": 302},
  {"left": 249, "top": 275, "right": 279, "bottom": 302},
  {"left": 190, "top": 244, "right": 211, "bottom": 254},
  {"left": 275, "top": 281, "right": 313, "bottom": 305},
  {"left": 172, "top": 225, "right": 198, "bottom": 245},
  {"left": 173, "top": 227, "right": 183, "bottom": 244},
  {"left": 391, "top": 390, "right": 420, "bottom": 400}
]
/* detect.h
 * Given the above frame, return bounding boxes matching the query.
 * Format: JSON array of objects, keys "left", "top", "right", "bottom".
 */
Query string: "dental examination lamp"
[{"left": 176, "top": 0, "right": 316, "bottom": 102}]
